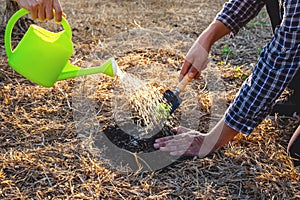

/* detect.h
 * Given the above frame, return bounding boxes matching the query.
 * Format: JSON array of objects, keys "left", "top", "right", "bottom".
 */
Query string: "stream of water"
[{"left": 113, "top": 65, "right": 169, "bottom": 138}]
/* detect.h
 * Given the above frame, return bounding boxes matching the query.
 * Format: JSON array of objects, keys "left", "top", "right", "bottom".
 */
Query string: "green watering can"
[{"left": 5, "top": 8, "right": 117, "bottom": 87}]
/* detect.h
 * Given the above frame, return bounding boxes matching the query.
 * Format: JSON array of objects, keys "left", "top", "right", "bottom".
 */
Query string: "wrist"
[
  {"left": 196, "top": 29, "right": 214, "bottom": 53},
  {"left": 197, "top": 20, "right": 231, "bottom": 52}
]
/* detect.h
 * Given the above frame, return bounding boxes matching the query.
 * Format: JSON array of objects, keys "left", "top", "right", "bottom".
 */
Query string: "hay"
[{"left": 0, "top": 0, "right": 299, "bottom": 199}]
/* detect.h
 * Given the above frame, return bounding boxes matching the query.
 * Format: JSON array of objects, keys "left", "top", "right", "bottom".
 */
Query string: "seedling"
[
  {"left": 153, "top": 103, "right": 171, "bottom": 120},
  {"left": 221, "top": 45, "right": 233, "bottom": 56}
]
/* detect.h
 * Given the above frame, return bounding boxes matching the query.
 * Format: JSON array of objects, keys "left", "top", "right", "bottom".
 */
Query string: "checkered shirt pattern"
[{"left": 216, "top": 0, "right": 300, "bottom": 135}]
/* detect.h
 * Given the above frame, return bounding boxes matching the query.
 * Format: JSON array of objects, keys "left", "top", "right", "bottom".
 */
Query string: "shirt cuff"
[{"left": 224, "top": 107, "right": 258, "bottom": 135}]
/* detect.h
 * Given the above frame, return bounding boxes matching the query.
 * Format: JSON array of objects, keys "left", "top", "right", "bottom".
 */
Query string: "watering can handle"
[{"left": 4, "top": 8, "right": 72, "bottom": 58}]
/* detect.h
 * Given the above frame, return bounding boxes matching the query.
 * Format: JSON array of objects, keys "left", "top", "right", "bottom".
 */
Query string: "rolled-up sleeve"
[
  {"left": 224, "top": 0, "right": 300, "bottom": 135},
  {"left": 216, "top": 0, "right": 265, "bottom": 34}
]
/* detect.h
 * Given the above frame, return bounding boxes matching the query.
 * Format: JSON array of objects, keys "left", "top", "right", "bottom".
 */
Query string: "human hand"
[
  {"left": 179, "top": 39, "right": 209, "bottom": 81},
  {"left": 153, "top": 126, "right": 215, "bottom": 157},
  {"left": 14, "top": 0, "right": 64, "bottom": 22}
]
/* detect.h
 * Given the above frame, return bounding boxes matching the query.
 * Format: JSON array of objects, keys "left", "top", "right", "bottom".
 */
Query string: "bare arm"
[
  {"left": 210, "top": 118, "right": 239, "bottom": 153},
  {"left": 180, "top": 20, "right": 231, "bottom": 80},
  {"left": 154, "top": 21, "right": 237, "bottom": 157},
  {"left": 154, "top": 118, "right": 239, "bottom": 157},
  {"left": 199, "top": 20, "right": 232, "bottom": 52}
]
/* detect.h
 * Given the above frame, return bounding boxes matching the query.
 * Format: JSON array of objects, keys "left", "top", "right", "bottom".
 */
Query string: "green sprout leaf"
[
  {"left": 153, "top": 103, "right": 171, "bottom": 119},
  {"left": 221, "top": 45, "right": 233, "bottom": 56}
]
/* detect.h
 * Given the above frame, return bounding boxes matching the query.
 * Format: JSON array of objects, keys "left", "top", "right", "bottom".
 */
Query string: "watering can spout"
[{"left": 57, "top": 57, "right": 118, "bottom": 81}]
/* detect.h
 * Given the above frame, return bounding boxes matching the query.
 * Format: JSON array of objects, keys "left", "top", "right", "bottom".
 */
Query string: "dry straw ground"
[{"left": 0, "top": 0, "right": 300, "bottom": 199}]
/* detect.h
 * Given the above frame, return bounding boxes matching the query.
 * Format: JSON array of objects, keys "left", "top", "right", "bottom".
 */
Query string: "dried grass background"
[{"left": 0, "top": 0, "right": 299, "bottom": 199}]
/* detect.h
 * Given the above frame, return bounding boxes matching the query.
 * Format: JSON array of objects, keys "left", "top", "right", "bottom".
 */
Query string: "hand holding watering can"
[
  {"left": 14, "top": 0, "right": 64, "bottom": 22},
  {"left": 5, "top": 7, "right": 117, "bottom": 87}
]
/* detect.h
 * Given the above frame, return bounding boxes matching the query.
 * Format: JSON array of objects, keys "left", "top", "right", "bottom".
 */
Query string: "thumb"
[{"left": 188, "top": 66, "right": 199, "bottom": 79}]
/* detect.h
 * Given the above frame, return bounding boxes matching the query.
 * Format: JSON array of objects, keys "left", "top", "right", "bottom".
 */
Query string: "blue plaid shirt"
[{"left": 217, "top": 0, "right": 300, "bottom": 135}]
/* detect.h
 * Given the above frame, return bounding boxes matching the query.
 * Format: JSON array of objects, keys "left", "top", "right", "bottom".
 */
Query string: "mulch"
[{"left": 0, "top": 0, "right": 299, "bottom": 199}]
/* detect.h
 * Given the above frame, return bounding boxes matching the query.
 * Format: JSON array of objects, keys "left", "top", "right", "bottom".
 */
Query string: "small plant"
[
  {"left": 234, "top": 66, "right": 248, "bottom": 80},
  {"left": 221, "top": 45, "right": 233, "bottom": 64},
  {"left": 153, "top": 103, "right": 171, "bottom": 120},
  {"left": 221, "top": 45, "right": 233, "bottom": 56}
]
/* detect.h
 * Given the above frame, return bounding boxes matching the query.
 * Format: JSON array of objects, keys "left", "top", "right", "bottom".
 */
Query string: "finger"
[
  {"left": 188, "top": 66, "right": 200, "bottom": 79},
  {"left": 37, "top": 2, "right": 46, "bottom": 21},
  {"left": 164, "top": 136, "right": 194, "bottom": 147},
  {"left": 171, "top": 126, "right": 192, "bottom": 134},
  {"left": 180, "top": 60, "right": 192, "bottom": 81},
  {"left": 154, "top": 135, "right": 174, "bottom": 143},
  {"left": 53, "top": 0, "right": 63, "bottom": 22},
  {"left": 154, "top": 134, "right": 189, "bottom": 149},
  {"left": 30, "top": 3, "right": 38, "bottom": 20},
  {"left": 62, "top": 12, "right": 67, "bottom": 18},
  {"left": 45, "top": 0, "right": 54, "bottom": 20},
  {"left": 194, "top": 72, "right": 201, "bottom": 79},
  {"left": 189, "top": 72, "right": 201, "bottom": 80},
  {"left": 154, "top": 143, "right": 163, "bottom": 149},
  {"left": 153, "top": 143, "right": 161, "bottom": 149}
]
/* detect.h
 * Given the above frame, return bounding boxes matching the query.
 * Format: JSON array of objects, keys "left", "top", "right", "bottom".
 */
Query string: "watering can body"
[{"left": 5, "top": 9, "right": 116, "bottom": 87}]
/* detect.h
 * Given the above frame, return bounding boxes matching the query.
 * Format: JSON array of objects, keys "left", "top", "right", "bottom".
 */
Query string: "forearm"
[
  {"left": 197, "top": 20, "right": 231, "bottom": 53},
  {"left": 200, "top": 117, "right": 239, "bottom": 156},
  {"left": 181, "top": 20, "right": 231, "bottom": 80},
  {"left": 212, "top": 119, "right": 239, "bottom": 151}
]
